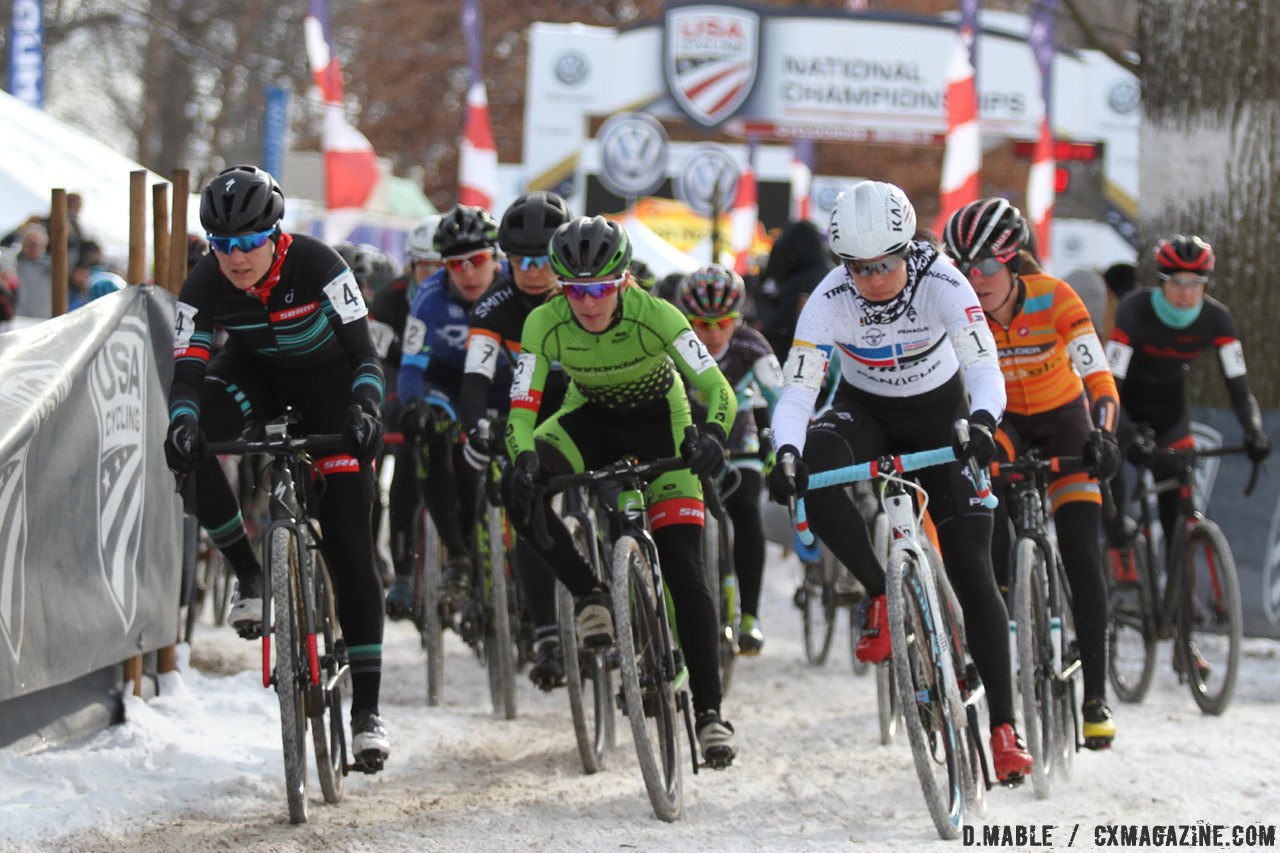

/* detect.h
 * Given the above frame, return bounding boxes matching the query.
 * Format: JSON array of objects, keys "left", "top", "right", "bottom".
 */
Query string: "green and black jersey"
[{"left": 506, "top": 286, "right": 736, "bottom": 458}]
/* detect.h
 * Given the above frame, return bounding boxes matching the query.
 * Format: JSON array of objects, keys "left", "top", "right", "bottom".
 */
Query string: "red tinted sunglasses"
[
  {"left": 444, "top": 249, "right": 494, "bottom": 273},
  {"left": 691, "top": 314, "right": 739, "bottom": 331}
]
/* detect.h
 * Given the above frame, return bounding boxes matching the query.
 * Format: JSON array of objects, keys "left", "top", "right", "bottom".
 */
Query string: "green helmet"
[{"left": 549, "top": 216, "right": 632, "bottom": 279}]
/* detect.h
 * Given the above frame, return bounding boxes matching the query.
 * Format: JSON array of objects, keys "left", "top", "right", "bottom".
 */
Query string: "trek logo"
[
  {"left": 664, "top": 5, "right": 760, "bottom": 128},
  {"left": 89, "top": 317, "right": 149, "bottom": 630}
]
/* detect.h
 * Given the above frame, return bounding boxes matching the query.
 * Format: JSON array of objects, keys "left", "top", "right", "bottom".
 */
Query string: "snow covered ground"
[{"left": 3, "top": 544, "right": 1279, "bottom": 852}]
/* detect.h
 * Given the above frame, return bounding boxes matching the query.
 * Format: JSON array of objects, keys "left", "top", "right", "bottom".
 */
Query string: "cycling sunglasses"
[
  {"left": 517, "top": 255, "right": 550, "bottom": 271},
  {"left": 1158, "top": 272, "right": 1210, "bottom": 288},
  {"left": 560, "top": 276, "right": 624, "bottom": 300},
  {"left": 843, "top": 251, "right": 908, "bottom": 278},
  {"left": 207, "top": 228, "right": 275, "bottom": 255},
  {"left": 444, "top": 249, "right": 494, "bottom": 273},
  {"left": 691, "top": 314, "right": 740, "bottom": 331},
  {"left": 955, "top": 254, "right": 1015, "bottom": 278}
]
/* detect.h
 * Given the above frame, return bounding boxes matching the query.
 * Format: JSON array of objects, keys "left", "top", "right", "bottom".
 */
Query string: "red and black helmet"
[
  {"left": 1154, "top": 235, "right": 1215, "bottom": 275},
  {"left": 942, "top": 198, "right": 1029, "bottom": 265}
]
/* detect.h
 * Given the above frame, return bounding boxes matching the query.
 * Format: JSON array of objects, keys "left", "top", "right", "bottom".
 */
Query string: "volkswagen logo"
[
  {"left": 554, "top": 51, "right": 590, "bottom": 87},
  {"left": 674, "top": 145, "right": 739, "bottom": 216},
  {"left": 597, "top": 112, "right": 669, "bottom": 199},
  {"left": 1107, "top": 80, "right": 1140, "bottom": 115}
]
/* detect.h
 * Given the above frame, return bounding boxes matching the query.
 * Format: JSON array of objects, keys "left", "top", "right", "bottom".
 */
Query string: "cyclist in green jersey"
[{"left": 503, "top": 216, "right": 740, "bottom": 767}]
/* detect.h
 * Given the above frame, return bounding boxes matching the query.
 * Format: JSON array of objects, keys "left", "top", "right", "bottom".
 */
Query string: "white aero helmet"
[
  {"left": 828, "top": 180, "right": 917, "bottom": 260},
  {"left": 406, "top": 215, "right": 443, "bottom": 261}
]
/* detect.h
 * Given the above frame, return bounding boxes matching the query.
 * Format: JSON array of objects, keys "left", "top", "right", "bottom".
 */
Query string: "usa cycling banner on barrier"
[{"left": 0, "top": 286, "right": 181, "bottom": 701}]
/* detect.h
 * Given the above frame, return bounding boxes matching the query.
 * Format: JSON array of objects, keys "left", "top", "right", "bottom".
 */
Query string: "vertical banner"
[
  {"left": 731, "top": 138, "right": 759, "bottom": 275},
  {"left": 935, "top": 0, "right": 982, "bottom": 235},
  {"left": 304, "top": 0, "right": 380, "bottom": 239},
  {"left": 789, "top": 139, "right": 814, "bottom": 223},
  {"left": 1027, "top": 0, "right": 1058, "bottom": 263},
  {"left": 7, "top": 0, "right": 44, "bottom": 109},
  {"left": 458, "top": 0, "right": 498, "bottom": 210},
  {"left": 262, "top": 85, "right": 291, "bottom": 182}
]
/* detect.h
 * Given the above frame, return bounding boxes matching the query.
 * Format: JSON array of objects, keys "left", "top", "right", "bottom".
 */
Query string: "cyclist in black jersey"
[
  {"left": 1104, "top": 235, "right": 1271, "bottom": 548},
  {"left": 164, "top": 166, "right": 390, "bottom": 764},
  {"left": 375, "top": 216, "right": 442, "bottom": 617},
  {"left": 460, "top": 191, "right": 574, "bottom": 689},
  {"left": 676, "top": 264, "right": 783, "bottom": 654}
]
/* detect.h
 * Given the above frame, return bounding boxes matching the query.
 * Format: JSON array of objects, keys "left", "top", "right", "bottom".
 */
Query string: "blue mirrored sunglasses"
[
  {"left": 207, "top": 228, "right": 275, "bottom": 254},
  {"left": 519, "top": 255, "right": 550, "bottom": 271}
]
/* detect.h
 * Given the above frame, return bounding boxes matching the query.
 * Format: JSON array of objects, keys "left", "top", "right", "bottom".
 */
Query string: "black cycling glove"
[
  {"left": 1245, "top": 428, "right": 1272, "bottom": 463},
  {"left": 1083, "top": 429, "right": 1122, "bottom": 482},
  {"left": 766, "top": 444, "right": 809, "bottom": 503},
  {"left": 954, "top": 410, "right": 999, "bottom": 469},
  {"left": 681, "top": 424, "right": 728, "bottom": 478},
  {"left": 164, "top": 414, "right": 206, "bottom": 474}
]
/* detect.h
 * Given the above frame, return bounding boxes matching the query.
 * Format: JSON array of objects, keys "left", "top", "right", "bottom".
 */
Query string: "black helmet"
[
  {"left": 942, "top": 198, "right": 1029, "bottom": 267},
  {"left": 499, "top": 192, "right": 572, "bottom": 256},
  {"left": 334, "top": 242, "right": 373, "bottom": 283},
  {"left": 549, "top": 216, "right": 632, "bottom": 279},
  {"left": 434, "top": 205, "right": 498, "bottom": 257},
  {"left": 200, "top": 165, "right": 285, "bottom": 235},
  {"left": 628, "top": 258, "right": 657, "bottom": 291},
  {"left": 1154, "top": 235, "right": 1215, "bottom": 275}
]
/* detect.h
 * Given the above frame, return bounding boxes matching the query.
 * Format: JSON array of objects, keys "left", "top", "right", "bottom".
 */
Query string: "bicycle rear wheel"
[
  {"left": 886, "top": 548, "right": 966, "bottom": 840},
  {"left": 1014, "top": 538, "right": 1055, "bottom": 799},
  {"left": 483, "top": 501, "right": 517, "bottom": 720},
  {"left": 268, "top": 526, "right": 309, "bottom": 824},
  {"left": 416, "top": 510, "right": 445, "bottom": 706},
  {"left": 1178, "top": 521, "right": 1242, "bottom": 716},
  {"left": 1106, "top": 532, "right": 1156, "bottom": 703},
  {"left": 798, "top": 553, "right": 837, "bottom": 666},
  {"left": 1050, "top": 556, "right": 1077, "bottom": 782},
  {"left": 704, "top": 511, "right": 738, "bottom": 695},
  {"left": 561, "top": 515, "right": 615, "bottom": 773},
  {"left": 613, "top": 535, "right": 683, "bottom": 822},
  {"left": 309, "top": 555, "right": 347, "bottom": 804}
]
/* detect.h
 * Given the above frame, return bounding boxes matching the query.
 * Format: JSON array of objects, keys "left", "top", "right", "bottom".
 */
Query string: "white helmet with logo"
[
  {"left": 828, "top": 180, "right": 917, "bottom": 260},
  {"left": 406, "top": 215, "right": 442, "bottom": 261}
]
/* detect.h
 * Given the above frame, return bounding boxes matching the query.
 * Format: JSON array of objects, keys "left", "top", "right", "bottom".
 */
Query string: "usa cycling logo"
[
  {"left": 664, "top": 4, "right": 761, "bottom": 128},
  {"left": 88, "top": 316, "right": 149, "bottom": 630}
]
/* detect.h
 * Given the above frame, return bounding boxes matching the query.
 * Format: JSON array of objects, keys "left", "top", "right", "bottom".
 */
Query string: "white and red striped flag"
[
  {"left": 305, "top": 0, "right": 379, "bottom": 230},
  {"left": 458, "top": 0, "right": 498, "bottom": 210},
  {"left": 1027, "top": 0, "right": 1059, "bottom": 264},
  {"left": 790, "top": 139, "right": 815, "bottom": 223},
  {"left": 730, "top": 140, "right": 759, "bottom": 275},
  {"left": 935, "top": 0, "right": 982, "bottom": 236}
]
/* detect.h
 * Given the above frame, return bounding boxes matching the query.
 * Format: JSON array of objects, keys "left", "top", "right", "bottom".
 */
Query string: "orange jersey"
[{"left": 986, "top": 273, "right": 1119, "bottom": 429}]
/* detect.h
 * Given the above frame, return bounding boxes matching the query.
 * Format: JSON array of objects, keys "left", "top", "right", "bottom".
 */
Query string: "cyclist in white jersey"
[{"left": 767, "top": 180, "right": 1033, "bottom": 783}]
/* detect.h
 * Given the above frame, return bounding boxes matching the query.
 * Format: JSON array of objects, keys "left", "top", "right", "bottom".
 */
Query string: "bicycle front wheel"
[
  {"left": 1178, "top": 521, "right": 1242, "bottom": 716},
  {"left": 417, "top": 510, "right": 445, "bottom": 706},
  {"left": 886, "top": 548, "right": 966, "bottom": 840},
  {"left": 1107, "top": 531, "right": 1156, "bottom": 703},
  {"left": 309, "top": 555, "right": 347, "bottom": 804},
  {"left": 1014, "top": 538, "right": 1055, "bottom": 799},
  {"left": 798, "top": 553, "right": 837, "bottom": 666},
  {"left": 268, "top": 526, "right": 309, "bottom": 824},
  {"left": 483, "top": 502, "right": 517, "bottom": 720},
  {"left": 561, "top": 515, "right": 615, "bottom": 773},
  {"left": 613, "top": 535, "right": 683, "bottom": 822}
]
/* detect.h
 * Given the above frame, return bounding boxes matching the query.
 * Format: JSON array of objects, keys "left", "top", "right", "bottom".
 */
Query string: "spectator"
[
  {"left": 0, "top": 247, "right": 17, "bottom": 324},
  {"left": 186, "top": 234, "right": 209, "bottom": 279},
  {"left": 14, "top": 223, "right": 53, "bottom": 319},
  {"left": 1102, "top": 260, "right": 1138, "bottom": 339},
  {"left": 757, "top": 219, "right": 833, "bottom": 360},
  {"left": 42, "top": 192, "right": 89, "bottom": 260}
]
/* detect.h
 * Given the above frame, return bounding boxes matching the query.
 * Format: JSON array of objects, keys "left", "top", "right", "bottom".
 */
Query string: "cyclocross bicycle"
[
  {"left": 200, "top": 414, "right": 353, "bottom": 825},
  {"left": 786, "top": 425, "right": 993, "bottom": 840},
  {"left": 532, "top": 436, "right": 716, "bottom": 822},
  {"left": 1107, "top": 427, "right": 1254, "bottom": 715},
  {"left": 990, "top": 450, "right": 1088, "bottom": 799}
]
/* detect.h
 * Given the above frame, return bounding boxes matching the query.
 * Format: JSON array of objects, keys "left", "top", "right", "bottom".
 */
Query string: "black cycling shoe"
[{"left": 529, "top": 638, "right": 566, "bottom": 691}]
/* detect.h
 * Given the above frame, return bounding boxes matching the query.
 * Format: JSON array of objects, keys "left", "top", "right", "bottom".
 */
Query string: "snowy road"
[{"left": 3, "top": 544, "right": 1279, "bottom": 851}]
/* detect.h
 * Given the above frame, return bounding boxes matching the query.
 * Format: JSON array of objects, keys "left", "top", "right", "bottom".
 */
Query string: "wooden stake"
[
  {"left": 128, "top": 171, "right": 147, "bottom": 285},
  {"left": 123, "top": 655, "right": 143, "bottom": 697},
  {"left": 49, "top": 189, "right": 68, "bottom": 317},
  {"left": 169, "top": 169, "right": 190, "bottom": 292},
  {"left": 152, "top": 183, "right": 170, "bottom": 290}
]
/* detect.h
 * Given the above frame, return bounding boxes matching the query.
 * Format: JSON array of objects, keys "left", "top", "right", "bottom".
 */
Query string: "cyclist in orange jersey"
[{"left": 944, "top": 198, "right": 1120, "bottom": 750}]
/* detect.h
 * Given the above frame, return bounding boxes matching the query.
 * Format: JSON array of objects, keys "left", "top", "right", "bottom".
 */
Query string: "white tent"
[
  {"left": 0, "top": 89, "right": 199, "bottom": 261},
  {"left": 612, "top": 213, "right": 699, "bottom": 280}
]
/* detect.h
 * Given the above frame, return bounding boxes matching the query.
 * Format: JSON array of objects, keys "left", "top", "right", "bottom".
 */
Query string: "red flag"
[
  {"left": 730, "top": 147, "right": 758, "bottom": 275},
  {"left": 458, "top": 81, "right": 498, "bottom": 210},
  {"left": 1027, "top": 0, "right": 1059, "bottom": 263},
  {"left": 305, "top": 0, "right": 379, "bottom": 213},
  {"left": 935, "top": 6, "right": 981, "bottom": 235}
]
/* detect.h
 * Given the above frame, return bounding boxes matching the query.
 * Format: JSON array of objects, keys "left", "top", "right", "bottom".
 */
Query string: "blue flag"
[{"left": 7, "top": 0, "right": 44, "bottom": 109}]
